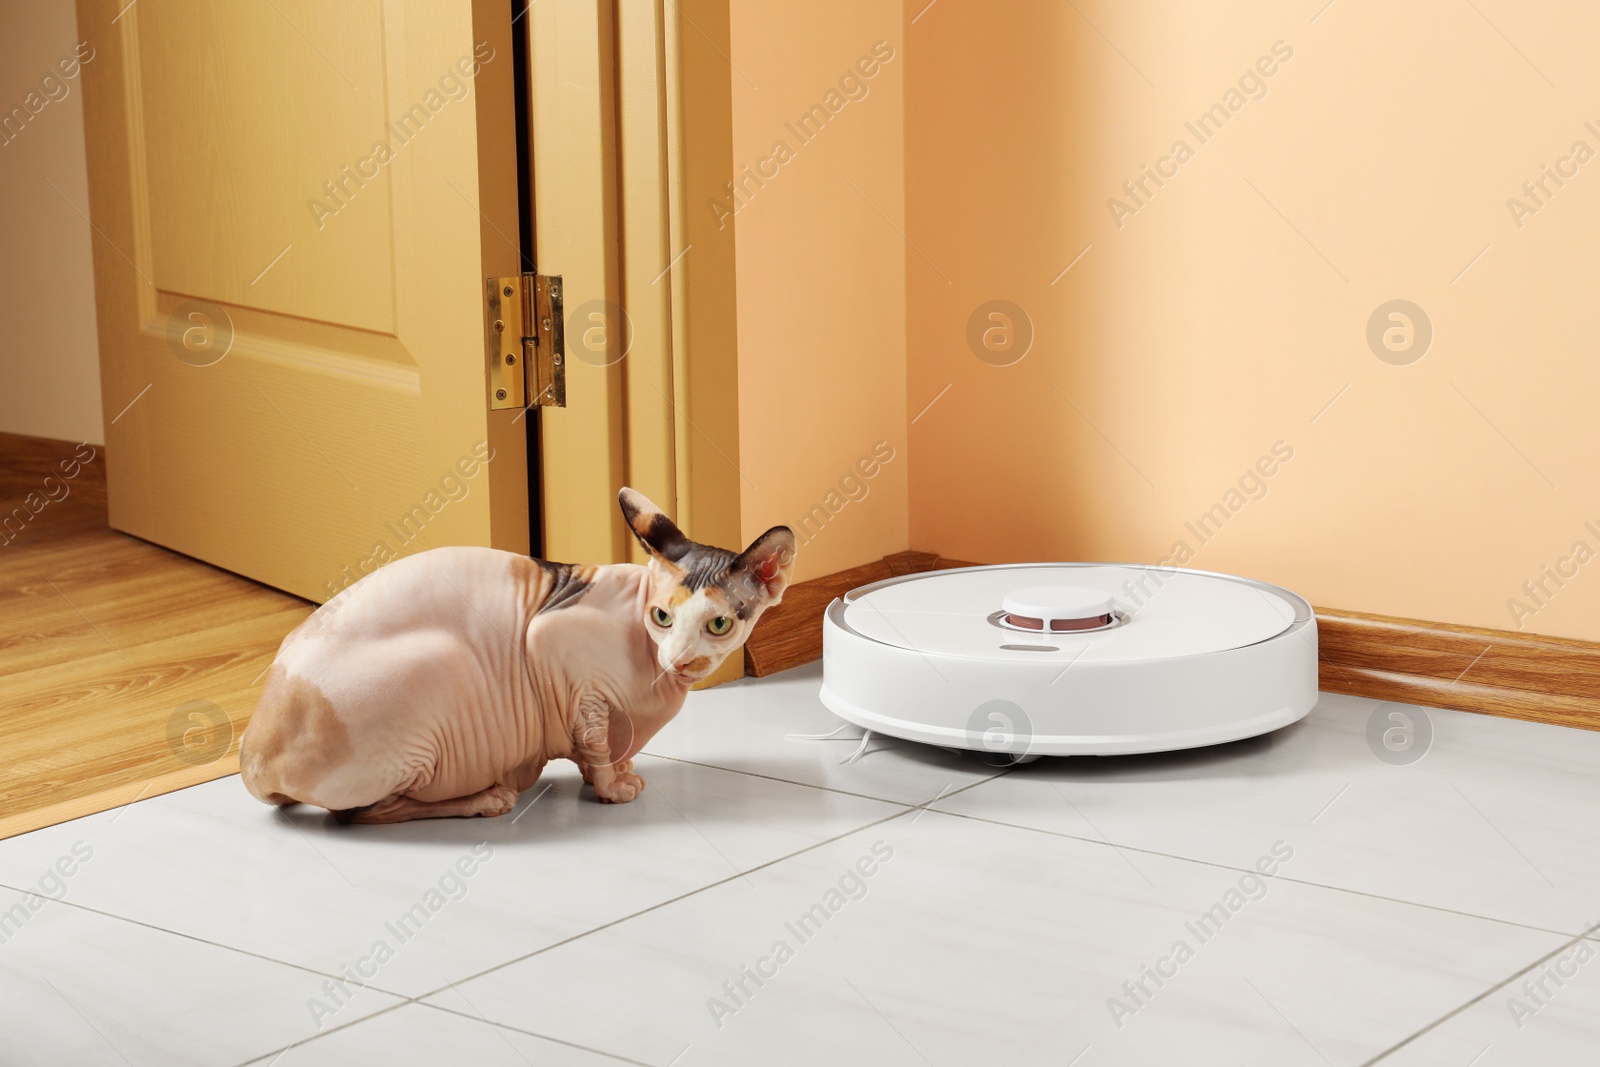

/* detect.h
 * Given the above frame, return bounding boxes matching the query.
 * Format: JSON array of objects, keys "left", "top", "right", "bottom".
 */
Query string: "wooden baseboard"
[
  {"left": 744, "top": 553, "right": 1600, "bottom": 732},
  {"left": 1316, "top": 608, "right": 1600, "bottom": 731},
  {"left": 0, "top": 431, "right": 107, "bottom": 546}
]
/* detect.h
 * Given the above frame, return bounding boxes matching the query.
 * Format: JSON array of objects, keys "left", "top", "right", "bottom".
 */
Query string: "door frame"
[
  {"left": 524, "top": 0, "right": 742, "bottom": 607},
  {"left": 471, "top": 0, "right": 533, "bottom": 555}
]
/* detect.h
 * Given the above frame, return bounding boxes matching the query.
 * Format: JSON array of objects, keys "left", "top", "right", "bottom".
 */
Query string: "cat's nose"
[{"left": 673, "top": 657, "right": 696, "bottom": 672}]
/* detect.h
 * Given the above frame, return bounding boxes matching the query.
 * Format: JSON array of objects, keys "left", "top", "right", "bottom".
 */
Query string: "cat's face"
[{"left": 619, "top": 487, "right": 795, "bottom": 685}]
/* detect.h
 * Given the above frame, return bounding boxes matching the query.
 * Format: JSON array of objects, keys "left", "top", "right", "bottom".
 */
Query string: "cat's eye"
[
  {"left": 706, "top": 616, "right": 733, "bottom": 636},
  {"left": 650, "top": 606, "right": 673, "bottom": 628}
]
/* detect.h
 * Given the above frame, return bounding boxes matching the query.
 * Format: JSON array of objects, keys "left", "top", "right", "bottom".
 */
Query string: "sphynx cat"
[{"left": 240, "top": 488, "right": 794, "bottom": 823}]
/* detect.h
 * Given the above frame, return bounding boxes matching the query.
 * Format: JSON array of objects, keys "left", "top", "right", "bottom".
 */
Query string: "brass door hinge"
[{"left": 485, "top": 273, "right": 565, "bottom": 409}]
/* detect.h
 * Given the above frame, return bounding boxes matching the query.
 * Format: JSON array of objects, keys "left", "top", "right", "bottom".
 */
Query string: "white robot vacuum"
[{"left": 818, "top": 564, "right": 1317, "bottom": 763}]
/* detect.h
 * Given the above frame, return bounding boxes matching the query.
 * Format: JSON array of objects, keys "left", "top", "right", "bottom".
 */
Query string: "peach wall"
[
  {"left": 0, "top": 1, "right": 103, "bottom": 445},
  {"left": 729, "top": 0, "right": 908, "bottom": 580},
  {"left": 905, "top": 0, "right": 1600, "bottom": 642}
]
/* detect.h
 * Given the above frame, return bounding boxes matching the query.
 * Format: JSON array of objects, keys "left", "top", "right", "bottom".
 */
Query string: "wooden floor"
[{"left": 0, "top": 432, "right": 312, "bottom": 839}]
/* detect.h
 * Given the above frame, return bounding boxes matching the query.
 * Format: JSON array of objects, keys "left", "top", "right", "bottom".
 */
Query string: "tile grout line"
[
  {"left": 17, "top": 754, "right": 1583, "bottom": 981},
  {"left": 0, "top": 757, "right": 986, "bottom": 999},
  {"left": 225, "top": 772, "right": 1005, "bottom": 1067},
  {"left": 925, "top": 807, "right": 1587, "bottom": 942},
  {"left": 227, "top": 998, "right": 418, "bottom": 1067},
  {"left": 230, "top": 806, "right": 922, "bottom": 1067},
  {"left": 232, "top": 999, "right": 655, "bottom": 1067},
  {"left": 1361, "top": 917, "right": 1600, "bottom": 1065},
  {"left": 417, "top": 1001, "right": 656, "bottom": 1066},
  {"left": 406, "top": 772, "right": 1009, "bottom": 1004},
  {"left": 228, "top": 1004, "right": 652, "bottom": 1067},
  {"left": 0, "top": 881, "right": 415, "bottom": 1002},
  {"left": 639, "top": 749, "right": 991, "bottom": 808},
  {"left": 0, "top": 746, "right": 911, "bottom": 979},
  {"left": 17, "top": 742, "right": 1595, "bottom": 1062}
]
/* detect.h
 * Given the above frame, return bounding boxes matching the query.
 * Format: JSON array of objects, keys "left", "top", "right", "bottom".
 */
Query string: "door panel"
[
  {"left": 138, "top": 2, "right": 399, "bottom": 335},
  {"left": 79, "top": 0, "right": 527, "bottom": 602}
]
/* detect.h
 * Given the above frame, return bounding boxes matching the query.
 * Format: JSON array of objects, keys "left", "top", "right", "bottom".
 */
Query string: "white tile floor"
[{"left": 1, "top": 660, "right": 1597, "bottom": 1066}]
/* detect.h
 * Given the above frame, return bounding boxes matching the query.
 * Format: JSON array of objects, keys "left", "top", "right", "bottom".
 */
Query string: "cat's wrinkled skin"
[{"left": 240, "top": 488, "right": 794, "bottom": 823}]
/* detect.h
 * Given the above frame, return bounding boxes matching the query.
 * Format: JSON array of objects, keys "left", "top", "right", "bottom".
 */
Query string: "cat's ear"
[
  {"left": 618, "top": 487, "right": 692, "bottom": 563},
  {"left": 732, "top": 526, "right": 797, "bottom": 604}
]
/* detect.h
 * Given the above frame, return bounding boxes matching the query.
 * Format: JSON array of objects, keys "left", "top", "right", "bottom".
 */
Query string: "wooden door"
[{"left": 78, "top": 0, "right": 528, "bottom": 602}]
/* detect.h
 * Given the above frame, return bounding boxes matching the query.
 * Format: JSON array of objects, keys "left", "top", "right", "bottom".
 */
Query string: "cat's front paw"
[{"left": 596, "top": 770, "right": 646, "bottom": 804}]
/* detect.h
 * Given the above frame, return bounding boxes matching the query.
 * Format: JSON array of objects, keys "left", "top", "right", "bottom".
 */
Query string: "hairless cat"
[{"left": 241, "top": 488, "right": 795, "bottom": 823}]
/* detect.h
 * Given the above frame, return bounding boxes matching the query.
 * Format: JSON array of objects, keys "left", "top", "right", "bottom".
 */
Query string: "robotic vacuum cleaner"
[{"left": 818, "top": 564, "right": 1317, "bottom": 761}]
